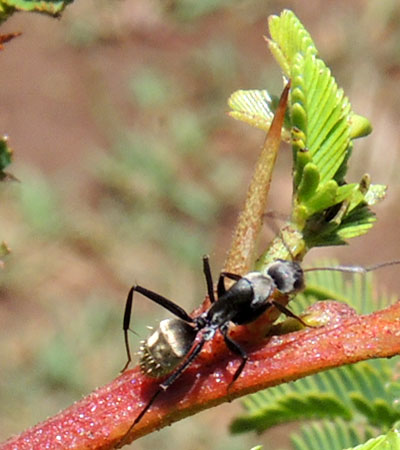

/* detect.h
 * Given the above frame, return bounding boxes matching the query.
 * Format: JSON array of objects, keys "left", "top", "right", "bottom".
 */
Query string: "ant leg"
[
  {"left": 121, "top": 285, "right": 195, "bottom": 372},
  {"left": 217, "top": 272, "right": 242, "bottom": 298},
  {"left": 119, "top": 339, "right": 206, "bottom": 446},
  {"left": 221, "top": 326, "right": 248, "bottom": 386},
  {"left": 270, "top": 300, "right": 309, "bottom": 327},
  {"left": 135, "top": 286, "right": 195, "bottom": 322},
  {"left": 203, "top": 255, "right": 215, "bottom": 303},
  {"left": 121, "top": 287, "right": 135, "bottom": 372},
  {"left": 217, "top": 275, "right": 226, "bottom": 298},
  {"left": 221, "top": 272, "right": 242, "bottom": 281}
]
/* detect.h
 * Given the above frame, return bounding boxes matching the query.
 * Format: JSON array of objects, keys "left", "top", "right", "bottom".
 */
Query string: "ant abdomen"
[{"left": 139, "top": 318, "right": 197, "bottom": 378}]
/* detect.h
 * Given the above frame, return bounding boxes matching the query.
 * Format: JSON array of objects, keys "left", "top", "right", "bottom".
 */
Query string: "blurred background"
[{"left": 0, "top": 0, "right": 399, "bottom": 449}]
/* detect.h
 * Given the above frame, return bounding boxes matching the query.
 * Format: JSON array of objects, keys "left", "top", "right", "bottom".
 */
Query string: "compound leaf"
[
  {"left": 291, "top": 419, "right": 377, "bottom": 450},
  {"left": 227, "top": 89, "right": 292, "bottom": 141},
  {"left": 0, "top": 0, "right": 73, "bottom": 22}
]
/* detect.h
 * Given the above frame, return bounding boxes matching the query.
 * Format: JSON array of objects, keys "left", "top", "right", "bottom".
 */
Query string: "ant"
[
  {"left": 119, "top": 255, "right": 400, "bottom": 441},
  {"left": 119, "top": 257, "right": 306, "bottom": 438}
]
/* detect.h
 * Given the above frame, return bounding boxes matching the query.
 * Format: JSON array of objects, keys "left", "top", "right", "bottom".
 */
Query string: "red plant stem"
[{"left": 2, "top": 299, "right": 400, "bottom": 450}]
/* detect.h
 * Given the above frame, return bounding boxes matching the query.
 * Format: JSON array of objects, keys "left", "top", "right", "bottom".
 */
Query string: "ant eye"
[{"left": 267, "top": 260, "right": 304, "bottom": 294}]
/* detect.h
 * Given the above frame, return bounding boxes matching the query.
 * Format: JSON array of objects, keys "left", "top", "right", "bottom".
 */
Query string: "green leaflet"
[
  {"left": 344, "top": 425, "right": 400, "bottom": 450},
  {"left": 0, "top": 136, "right": 16, "bottom": 182},
  {"left": 0, "top": 241, "right": 10, "bottom": 267},
  {"left": 228, "top": 10, "right": 379, "bottom": 261},
  {"left": 227, "top": 89, "right": 292, "bottom": 142},
  {"left": 267, "top": 9, "right": 318, "bottom": 76},
  {"left": 232, "top": 360, "right": 398, "bottom": 434},
  {"left": 289, "top": 46, "right": 358, "bottom": 240},
  {"left": 291, "top": 419, "right": 377, "bottom": 450},
  {"left": 291, "top": 54, "right": 352, "bottom": 186},
  {"left": 231, "top": 391, "right": 351, "bottom": 433},
  {"left": 0, "top": 136, "right": 12, "bottom": 172},
  {"left": 0, "top": 0, "right": 73, "bottom": 21},
  {"left": 296, "top": 263, "right": 381, "bottom": 314}
]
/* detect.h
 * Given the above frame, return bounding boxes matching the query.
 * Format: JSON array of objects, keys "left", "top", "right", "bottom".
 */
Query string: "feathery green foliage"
[
  {"left": 345, "top": 425, "right": 400, "bottom": 450},
  {"left": 229, "top": 10, "right": 382, "bottom": 267},
  {"left": 291, "top": 420, "right": 377, "bottom": 450},
  {"left": 0, "top": 0, "right": 75, "bottom": 268},
  {"left": 250, "top": 421, "right": 400, "bottom": 450},
  {"left": 232, "top": 268, "right": 400, "bottom": 438},
  {"left": 291, "top": 421, "right": 400, "bottom": 450},
  {"left": 0, "top": 136, "right": 12, "bottom": 178},
  {"left": 228, "top": 10, "right": 400, "bottom": 450},
  {"left": 298, "top": 263, "right": 397, "bottom": 314},
  {"left": 0, "top": 136, "right": 13, "bottom": 265},
  {"left": 234, "top": 270, "right": 400, "bottom": 450},
  {"left": 228, "top": 89, "right": 292, "bottom": 141},
  {"left": 0, "top": 0, "right": 73, "bottom": 22}
]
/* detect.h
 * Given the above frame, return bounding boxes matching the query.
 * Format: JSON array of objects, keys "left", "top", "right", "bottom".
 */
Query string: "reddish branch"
[{"left": 2, "top": 299, "right": 400, "bottom": 450}]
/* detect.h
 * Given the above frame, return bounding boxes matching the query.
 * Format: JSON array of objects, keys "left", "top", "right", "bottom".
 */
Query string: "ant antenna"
[
  {"left": 304, "top": 260, "right": 400, "bottom": 274},
  {"left": 305, "top": 259, "right": 400, "bottom": 314}
]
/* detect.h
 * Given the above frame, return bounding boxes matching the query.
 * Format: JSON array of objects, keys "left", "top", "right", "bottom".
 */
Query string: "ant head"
[{"left": 266, "top": 259, "right": 305, "bottom": 294}]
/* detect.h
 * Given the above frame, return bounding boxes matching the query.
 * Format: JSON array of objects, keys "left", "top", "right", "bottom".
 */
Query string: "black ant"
[
  {"left": 119, "top": 256, "right": 400, "bottom": 441},
  {"left": 120, "top": 256, "right": 306, "bottom": 437}
]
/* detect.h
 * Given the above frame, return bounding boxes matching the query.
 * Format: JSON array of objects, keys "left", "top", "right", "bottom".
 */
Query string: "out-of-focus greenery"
[
  {"left": 0, "top": 0, "right": 73, "bottom": 22},
  {"left": 1, "top": 1, "right": 400, "bottom": 450}
]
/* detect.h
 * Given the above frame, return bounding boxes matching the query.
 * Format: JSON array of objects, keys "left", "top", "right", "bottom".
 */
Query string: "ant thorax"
[
  {"left": 139, "top": 318, "right": 197, "bottom": 378},
  {"left": 242, "top": 272, "right": 275, "bottom": 305}
]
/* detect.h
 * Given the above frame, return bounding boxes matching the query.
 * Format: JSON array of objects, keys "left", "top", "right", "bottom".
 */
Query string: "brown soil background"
[{"left": 1, "top": 1, "right": 400, "bottom": 449}]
